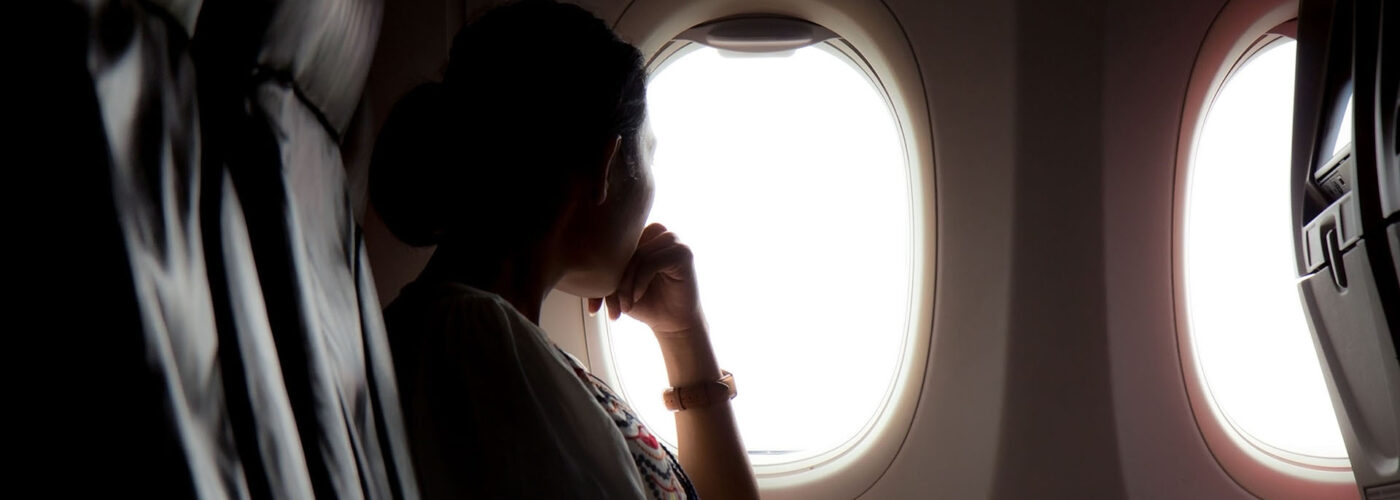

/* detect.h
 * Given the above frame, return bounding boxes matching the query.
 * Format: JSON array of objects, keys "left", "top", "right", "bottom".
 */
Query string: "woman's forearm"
[{"left": 657, "top": 328, "right": 760, "bottom": 500}]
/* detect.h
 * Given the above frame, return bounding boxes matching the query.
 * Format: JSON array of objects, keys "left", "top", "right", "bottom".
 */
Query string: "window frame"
[
  {"left": 1173, "top": 0, "right": 1357, "bottom": 497},
  {"left": 577, "top": 2, "right": 939, "bottom": 498},
  {"left": 589, "top": 36, "right": 916, "bottom": 470}
]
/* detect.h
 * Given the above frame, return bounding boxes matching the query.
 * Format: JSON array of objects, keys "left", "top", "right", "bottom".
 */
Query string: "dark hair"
[{"left": 370, "top": 0, "right": 648, "bottom": 247}]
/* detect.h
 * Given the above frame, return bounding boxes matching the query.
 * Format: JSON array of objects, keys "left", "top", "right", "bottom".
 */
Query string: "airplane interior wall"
[
  {"left": 1101, "top": 1, "right": 1260, "bottom": 498},
  {"left": 354, "top": 0, "right": 1290, "bottom": 498}
]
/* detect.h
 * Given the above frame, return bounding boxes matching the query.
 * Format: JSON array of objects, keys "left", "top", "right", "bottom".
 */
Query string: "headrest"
[
  {"left": 148, "top": 0, "right": 203, "bottom": 37},
  {"left": 258, "top": 0, "right": 383, "bottom": 137}
]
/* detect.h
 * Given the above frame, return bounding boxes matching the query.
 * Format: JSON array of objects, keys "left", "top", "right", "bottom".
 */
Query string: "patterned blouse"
[{"left": 554, "top": 346, "right": 697, "bottom": 500}]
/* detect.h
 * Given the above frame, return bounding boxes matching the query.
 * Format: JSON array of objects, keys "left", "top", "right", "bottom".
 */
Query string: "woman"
[{"left": 370, "top": 1, "right": 759, "bottom": 498}]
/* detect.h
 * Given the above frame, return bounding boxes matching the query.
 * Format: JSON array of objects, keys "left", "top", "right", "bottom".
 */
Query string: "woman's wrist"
[{"left": 655, "top": 324, "right": 724, "bottom": 387}]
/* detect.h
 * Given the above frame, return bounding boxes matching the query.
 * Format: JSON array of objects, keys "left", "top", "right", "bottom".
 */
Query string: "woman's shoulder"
[
  {"left": 383, "top": 279, "right": 550, "bottom": 357},
  {"left": 383, "top": 280, "right": 650, "bottom": 499},
  {"left": 388, "top": 280, "right": 519, "bottom": 324},
  {"left": 391, "top": 279, "right": 508, "bottom": 309}
]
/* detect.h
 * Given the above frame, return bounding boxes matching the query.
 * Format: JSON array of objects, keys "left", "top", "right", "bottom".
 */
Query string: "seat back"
[
  {"left": 46, "top": 0, "right": 249, "bottom": 497},
  {"left": 41, "top": 0, "right": 416, "bottom": 497},
  {"left": 193, "top": 0, "right": 417, "bottom": 498}
]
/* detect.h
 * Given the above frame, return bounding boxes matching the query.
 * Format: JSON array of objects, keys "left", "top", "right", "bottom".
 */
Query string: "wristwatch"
[{"left": 663, "top": 370, "right": 736, "bottom": 411}]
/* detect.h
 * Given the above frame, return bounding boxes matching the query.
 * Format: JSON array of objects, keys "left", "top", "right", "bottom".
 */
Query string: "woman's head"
[{"left": 371, "top": 0, "right": 654, "bottom": 297}]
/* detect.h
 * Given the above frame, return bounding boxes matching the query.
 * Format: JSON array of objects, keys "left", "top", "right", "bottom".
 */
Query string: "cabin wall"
[
  {"left": 991, "top": 0, "right": 1125, "bottom": 495},
  {"left": 858, "top": 0, "right": 1017, "bottom": 496},
  {"left": 357, "top": 0, "right": 1262, "bottom": 498},
  {"left": 1102, "top": 1, "right": 1255, "bottom": 498}
]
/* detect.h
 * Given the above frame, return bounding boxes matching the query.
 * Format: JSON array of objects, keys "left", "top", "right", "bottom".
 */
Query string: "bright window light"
[
  {"left": 1185, "top": 40, "right": 1349, "bottom": 461},
  {"left": 606, "top": 44, "right": 912, "bottom": 465}
]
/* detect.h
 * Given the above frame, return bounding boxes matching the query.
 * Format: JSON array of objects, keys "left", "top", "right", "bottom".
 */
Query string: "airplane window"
[
  {"left": 605, "top": 44, "right": 912, "bottom": 465},
  {"left": 1184, "top": 39, "right": 1350, "bottom": 462}
]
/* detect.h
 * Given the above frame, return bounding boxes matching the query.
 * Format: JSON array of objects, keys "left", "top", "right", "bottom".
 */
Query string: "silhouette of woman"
[{"left": 370, "top": 1, "right": 759, "bottom": 498}]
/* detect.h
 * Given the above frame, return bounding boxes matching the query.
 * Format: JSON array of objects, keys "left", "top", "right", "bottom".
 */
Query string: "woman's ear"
[{"left": 594, "top": 135, "right": 623, "bottom": 205}]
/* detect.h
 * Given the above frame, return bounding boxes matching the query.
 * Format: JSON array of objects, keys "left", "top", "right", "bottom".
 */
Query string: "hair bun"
[
  {"left": 370, "top": 82, "right": 455, "bottom": 247},
  {"left": 369, "top": 0, "right": 648, "bottom": 250}
]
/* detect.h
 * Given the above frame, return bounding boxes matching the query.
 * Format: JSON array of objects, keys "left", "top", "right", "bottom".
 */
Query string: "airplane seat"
[
  {"left": 189, "top": 0, "right": 419, "bottom": 498},
  {"left": 45, "top": 0, "right": 416, "bottom": 496},
  {"left": 1293, "top": 0, "right": 1400, "bottom": 496},
  {"left": 49, "top": 0, "right": 251, "bottom": 496}
]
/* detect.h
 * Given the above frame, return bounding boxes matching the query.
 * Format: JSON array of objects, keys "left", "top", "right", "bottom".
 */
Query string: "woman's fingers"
[
  {"left": 627, "top": 232, "right": 680, "bottom": 306},
  {"left": 605, "top": 223, "right": 697, "bottom": 323},
  {"left": 619, "top": 230, "right": 679, "bottom": 313},
  {"left": 587, "top": 297, "right": 603, "bottom": 315},
  {"left": 638, "top": 230, "right": 678, "bottom": 253},
  {"left": 639, "top": 222, "right": 668, "bottom": 243},
  {"left": 631, "top": 244, "right": 693, "bottom": 304},
  {"left": 615, "top": 224, "right": 670, "bottom": 314},
  {"left": 617, "top": 251, "right": 641, "bottom": 313},
  {"left": 606, "top": 293, "right": 622, "bottom": 320}
]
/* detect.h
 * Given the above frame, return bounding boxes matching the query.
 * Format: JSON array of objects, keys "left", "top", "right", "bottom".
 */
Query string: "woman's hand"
[
  {"left": 587, "top": 223, "right": 704, "bottom": 337},
  {"left": 588, "top": 223, "right": 761, "bottom": 499}
]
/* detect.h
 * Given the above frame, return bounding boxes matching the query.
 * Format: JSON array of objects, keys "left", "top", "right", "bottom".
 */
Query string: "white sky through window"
[
  {"left": 1184, "top": 40, "right": 1349, "bottom": 460},
  {"left": 605, "top": 44, "right": 912, "bottom": 464}
]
